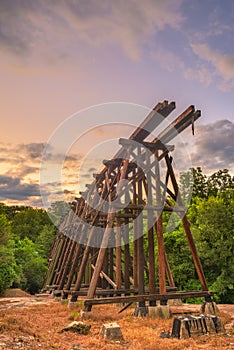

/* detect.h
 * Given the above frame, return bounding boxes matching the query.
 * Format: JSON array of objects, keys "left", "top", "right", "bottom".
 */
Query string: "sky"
[{"left": 0, "top": 0, "right": 233, "bottom": 207}]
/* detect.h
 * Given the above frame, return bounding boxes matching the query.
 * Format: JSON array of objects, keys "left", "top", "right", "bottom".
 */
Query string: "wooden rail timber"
[{"left": 84, "top": 291, "right": 214, "bottom": 310}]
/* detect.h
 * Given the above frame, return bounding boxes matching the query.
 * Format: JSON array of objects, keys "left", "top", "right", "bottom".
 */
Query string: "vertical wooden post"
[
  {"left": 64, "top": 243, "right": 82, "bottom": 292},
  {"left": 116, "top": 218, "right": 122, "bottom": 289},
  {"left": 86, "top": 213, "right": 115, "bottom": 300},
  {"left": 155, "top": 152, "right": 167, "bottom": 300},
  {"left": 123, "top": 218, "right": 131, "bottom": 291},
  {"left": 132, "top": 166, "right": 138, "bottom": 290},
  {"left": 44, "top": 233, "right": 63, "bottom": 288},
  {"left": 164, "top": 251, "right": 175, "bottom": 287},
  {"left": 54, "top": 236, "right": 70, "bottom": 286},
  {"left": 137, "top": 146, "right": 145, "bottom": 307},
  {"left": 146, "top": 152, "right": 156, "bottom": 305},
  {"left": 165, "top": 154, "right": 208, "bottom": 291}
]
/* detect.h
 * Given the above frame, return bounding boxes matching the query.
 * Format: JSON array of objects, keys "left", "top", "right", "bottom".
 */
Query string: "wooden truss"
[{"left": 43, "top": 100, "right": 213, "bottom": 311}]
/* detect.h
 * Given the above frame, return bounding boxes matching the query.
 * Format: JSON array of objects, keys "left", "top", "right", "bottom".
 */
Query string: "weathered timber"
[{"left": 84, "top": 291, "right": 214, "bottom": 307}]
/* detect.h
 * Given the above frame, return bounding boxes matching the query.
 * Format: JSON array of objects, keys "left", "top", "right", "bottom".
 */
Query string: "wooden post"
[
  {"left": 165, "top": 154, "right": 208, "bottom": 291},
  {"left": 155, "top": 152, "right": 167, "bottom": 300},
  {"left": 86, "top": 213, "right": 115, "bottom": 301},
  {"left": 116, "top": 219, "right": 122, "bottom": 289},
  {"left": 123, "top": 218, "right": 131, "bottom": 291},
  {"left": 146, "top": 152, "right": 156, "bottom": 305}
]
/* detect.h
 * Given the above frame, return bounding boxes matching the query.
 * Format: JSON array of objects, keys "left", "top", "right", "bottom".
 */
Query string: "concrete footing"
[
  {"left": 80, "top": 310, "right": 94, "bottom": 320},
  {"left": 100, "top": 322, "right": 123, "bottom": 340},
  {"left": 134, "top": 306, "right": 148, "bottom": 317},
  {"left": 148, "top": 305, "right": 172, "bottom": 319},
  {"left": 171, "top": 314, "right": 224, "bottom": 339},
  {"left": 68, "top": 300, "right": 79, "bottom": 309},
  {"left": 201, "top": 301, "right": 219, "bottom": 315}
]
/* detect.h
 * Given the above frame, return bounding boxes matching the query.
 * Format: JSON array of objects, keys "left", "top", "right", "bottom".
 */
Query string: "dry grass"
[{"left": 0, "top": 301, "right": 233, "bottom": 349}]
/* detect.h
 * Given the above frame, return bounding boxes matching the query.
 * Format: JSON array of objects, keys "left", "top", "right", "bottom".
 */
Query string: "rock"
[
  {"left": 100, "top": 322, "right": 124, "bottom": 340},
  {"left": 59, "top": 321, "right": 91, "bottom": 335},
  {"left": 160, "top": 331, "right": 171, "bottom": 338}
]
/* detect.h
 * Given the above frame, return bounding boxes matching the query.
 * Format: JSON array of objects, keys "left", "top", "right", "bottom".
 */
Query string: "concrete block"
[
  {"left": 68, "top": 300, "right": 79, "bottom": 309},
  {"left": 201, "top": 301, "right": 219, "bottom": 316},
  {"left": 148, "top": 305, "right": 172, "bottom": 319},
  {"left": 80, "top": 310, "right": 94, "bottom": 320},
  {"left": 100, "top": 322, "right": 123, "bottom": 340},
  {"left": 171, "top": 314, "right": 225, "bottom": 339},
  {"left": 134, "top": 306, "right": 148, "bottom": 317}
]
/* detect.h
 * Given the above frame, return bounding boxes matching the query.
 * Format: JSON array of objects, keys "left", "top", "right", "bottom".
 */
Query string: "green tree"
[
  {"left": 0, "top": 213, "right": 17, "bottom": 295},
  {"left": 191, "top": 194, "right": 234, "bottom": 303},
  {"left": 13, "top": 237, "right": 47, "bottom": 294},
  {"left": 180, "top": 167, "right": 208, "bottom": 200},
  {"left": 164, "top": 225, "right": 200, "bottom": 291},
  {"left": 207, "top": 169, "right": 234, "bottom": 197},
  {"left": 35, "top": 224, "right": 55, "bottom": 259},
  {"left": 12, "top": 207, "right": 53, "bottom": 242}
]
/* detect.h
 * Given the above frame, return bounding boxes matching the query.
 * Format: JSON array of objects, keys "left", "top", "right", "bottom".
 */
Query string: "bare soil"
[
  {"left": 0, "top": 292, "right": 233, "bottom": 350},
  {"left": 3, "top": 289, "right": 31, "bottom": 298}
]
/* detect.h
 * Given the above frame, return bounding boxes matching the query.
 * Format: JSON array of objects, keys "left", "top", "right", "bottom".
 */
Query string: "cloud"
[
  {"left": 0, "top": 0, "right": 184, "bottom": 63},
  {"left": 0, "top": 174, "right": 40, "bottom": 200},
  {"left": 18, "top": 143, "right": 45, "bottom": 160},
  {"left": 0, "top": 141, "right": 83, "bottom": 205},
  {"left": 190, "top": 119, "right": 234, "bottom": 173},
  {"left": 190, "top": 43, "right": 234, "bottom": 90}
]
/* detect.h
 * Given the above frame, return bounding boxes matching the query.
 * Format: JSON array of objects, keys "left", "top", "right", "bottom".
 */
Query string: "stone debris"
[
  {"left": 59, "top": 321, "right": 91, "bottom": 335},
  {"left": 100, "top": 322, "right": 124, "bottom": 340}
]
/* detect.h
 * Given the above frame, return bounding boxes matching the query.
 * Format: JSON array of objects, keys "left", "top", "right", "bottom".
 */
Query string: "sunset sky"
[{"left": 0, "top": 0, "right": 233, "bottom": 207}]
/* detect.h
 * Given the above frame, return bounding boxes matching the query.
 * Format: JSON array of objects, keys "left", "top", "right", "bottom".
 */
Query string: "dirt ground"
[{"left": 0, "top": 290, "right": 234, "bottom": 350}]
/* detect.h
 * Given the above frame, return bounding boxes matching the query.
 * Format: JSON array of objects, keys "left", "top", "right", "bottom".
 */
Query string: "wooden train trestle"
[{"left": 43, "top": 100, "right": 213, "bottom": 312}]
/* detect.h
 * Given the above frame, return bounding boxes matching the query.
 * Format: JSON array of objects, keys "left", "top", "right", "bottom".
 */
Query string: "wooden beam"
[{"left": 84, "top": 291, "right": 214, "bottom": 306}]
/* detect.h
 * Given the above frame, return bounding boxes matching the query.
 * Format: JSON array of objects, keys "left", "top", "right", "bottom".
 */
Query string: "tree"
[
  {"left": 12, "top": 207, "right": 53, "bottom": 242},
  {"left": 180, "top": 167, "right": 208, "bottom": 200},
  {"left": 35, "top": 225, "right": 55, "bottom": 259},
  {"left": 207, "top": 169, "right": 234, "bottom": 197},
  {"left": 13, "top": 237, "right": 47, "bottom": 294},
  {"left": 164, "top": 225, "right": 200, "bottom": 292},
  {"left": 0, "top": 213, "right": 17, "bottom": 295},
  {"left": 191, "top": 194, "right": 234, "bottom": 303}
]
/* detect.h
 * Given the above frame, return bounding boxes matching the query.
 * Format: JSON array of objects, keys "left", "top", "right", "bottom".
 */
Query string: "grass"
[{"left": 0, "top": 302, "right": 233, "bottom": 349}]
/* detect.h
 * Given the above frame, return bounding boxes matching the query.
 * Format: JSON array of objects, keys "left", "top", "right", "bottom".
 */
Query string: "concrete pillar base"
[
  {"left": 201, "top": 301, "right": 219, "bottom": 316},
  {"left": 80, "top": 310, "right": 94, "bottom": 320},
  {"left": 68, "top": 300, "right": 79, "bottom": 309},
  {"left": 134, "top": 306, "right": 148, "bottom": 317},
  {"left": 100, "top": 322, "right": 124, "bottom": 340},
  {"left": 148, "top": 305, "right": 172, "bottom": 319}
]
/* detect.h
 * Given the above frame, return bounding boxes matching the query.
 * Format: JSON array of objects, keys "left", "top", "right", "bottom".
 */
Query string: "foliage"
[
  {"left": 13, "top": 237, "right": 47, "bottom": 294},
  {"left": 180, "top": 167, "right": 234, "bottom": 199},
  {"left": 191, "top": 194, "right": 234, "bottom": 303},
  {"left": 0, "top": 246, "right": 17, "bottom": 296},
  {"left": 11, "top": 207, "right": 53, "bottom": 242},
  {"left": 0, "top": 214, "right": 17, "bottom": 296},
  {"left": 0, "top": 204, "right": 55, "bottom": 295}
]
